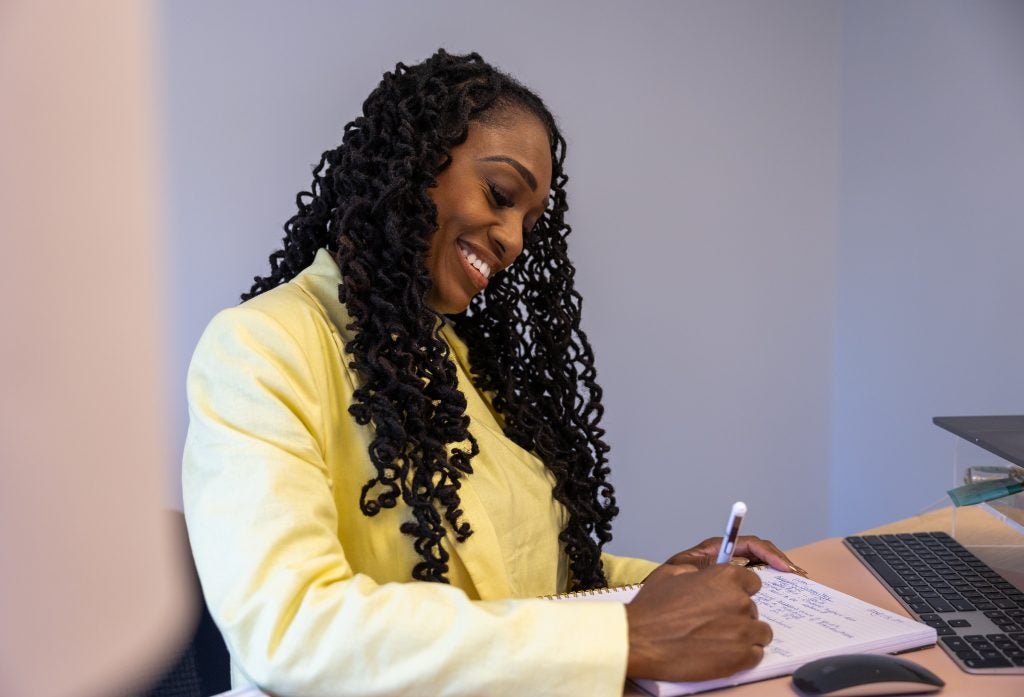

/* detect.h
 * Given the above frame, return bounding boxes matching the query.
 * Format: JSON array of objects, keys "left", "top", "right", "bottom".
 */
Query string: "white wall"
[
  {"left": 161, "top": 1, "right": 1020, "bottom": 561},
  {"left": 831, "top": 0, "right": 1024, "bottom": 535}
]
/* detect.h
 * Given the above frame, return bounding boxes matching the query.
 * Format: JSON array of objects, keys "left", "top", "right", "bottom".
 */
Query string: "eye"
[{"left": 487, "top": 181, "right": 515, "bottom": 209}]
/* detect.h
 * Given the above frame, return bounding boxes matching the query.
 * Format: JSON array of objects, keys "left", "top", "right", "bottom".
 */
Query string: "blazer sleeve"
[{"left": 182, "top": 306, "right": 632, "bottom": 697}]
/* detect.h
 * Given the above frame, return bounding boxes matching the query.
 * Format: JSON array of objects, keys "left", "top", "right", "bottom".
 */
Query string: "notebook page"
[{"left": 754, "top": 569, "right": 931, "bottom": 659}]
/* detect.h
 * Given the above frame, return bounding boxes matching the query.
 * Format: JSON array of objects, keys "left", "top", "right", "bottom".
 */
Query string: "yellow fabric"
[{"left": 183, "top": 249, "right": 659, "bottom": 697}]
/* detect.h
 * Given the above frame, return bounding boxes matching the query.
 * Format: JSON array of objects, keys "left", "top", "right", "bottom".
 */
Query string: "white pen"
[{"left": 716, "top": 501, "right": 747, "bottom": 565}]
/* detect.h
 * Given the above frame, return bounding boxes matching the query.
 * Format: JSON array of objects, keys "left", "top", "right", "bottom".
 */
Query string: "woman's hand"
[
  {"left": 625, "top": 563, "right": 773, "bottom": 681},
  {"left": 665, "top": 536, "right": 808, "bottom": 576}
]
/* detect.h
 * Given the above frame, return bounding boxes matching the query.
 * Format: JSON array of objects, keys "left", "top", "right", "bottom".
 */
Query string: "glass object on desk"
[
  {"left": 952, "top": 463, "right": 1024, "bottom": 541},
  {"left": 948, "top": 466, "right": 1024, "bottom": 507},
  {"left": 964, "top": 465, "right": 1024, "bottom": 486}
]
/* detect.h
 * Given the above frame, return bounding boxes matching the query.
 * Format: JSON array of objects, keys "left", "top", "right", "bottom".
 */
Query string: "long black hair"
[{"left": 245, "top": 49, "right": 617, "bottom": 590}]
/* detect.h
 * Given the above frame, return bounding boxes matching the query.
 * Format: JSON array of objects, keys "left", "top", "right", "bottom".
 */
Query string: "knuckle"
[{"left": 745, "top": 645, "right": 765, "bottom": 668}]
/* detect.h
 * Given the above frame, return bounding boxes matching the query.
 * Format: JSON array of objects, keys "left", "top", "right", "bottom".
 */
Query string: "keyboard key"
[
  {"left": 965, "top": 656, "right": 1012, "bottom": 669},
  {"left": 949, "top": 619, "right": 972, "bottom": 628},
  {"left": 941, "top": 637, "right": 968, "bottom": 651},
  {"left": 858, "top": 554, "right": 905, "bottom": 586}
]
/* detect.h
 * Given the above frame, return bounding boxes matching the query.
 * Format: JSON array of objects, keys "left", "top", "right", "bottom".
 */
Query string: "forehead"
[{"left": 461, "top": 114, "right": 553, "bottom": 190}]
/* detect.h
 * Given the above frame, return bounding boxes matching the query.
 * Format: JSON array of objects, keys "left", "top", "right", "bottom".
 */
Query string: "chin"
[{"left": 427, "top": 289, "right": 472, "bottom": 315}]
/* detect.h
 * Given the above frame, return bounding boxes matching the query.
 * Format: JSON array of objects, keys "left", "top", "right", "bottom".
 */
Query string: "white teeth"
[{"left": 458, "top": 242, "right": 491, "bottom": 279}]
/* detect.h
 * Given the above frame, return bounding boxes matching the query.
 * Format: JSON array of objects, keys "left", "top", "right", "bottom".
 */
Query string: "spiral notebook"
[{"left": 547, "top": 567, "right": 936, "bottom": 696}]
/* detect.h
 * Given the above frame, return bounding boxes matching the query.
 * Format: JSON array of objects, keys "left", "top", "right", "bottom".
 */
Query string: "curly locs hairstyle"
[{"left": 244, "top": 49, "right": 617, "bottom": 590}]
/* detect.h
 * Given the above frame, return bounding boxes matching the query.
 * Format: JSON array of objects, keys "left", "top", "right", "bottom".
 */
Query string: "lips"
[{"left": 456, "top": 239, "right": 492, "bottom": 290}]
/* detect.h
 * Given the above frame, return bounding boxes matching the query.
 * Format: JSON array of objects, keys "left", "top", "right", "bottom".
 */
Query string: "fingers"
[
  {"left": 744, "top": 644, "right": 765, "bottom": 671},
  {"left": 665, "top": 551, "right": 713, "bottom": 571},
  {"left": 664, "top": 546, "right": 716, "bottom": 568},
  {"left": 669, "top": 535, "right": 809, "bottom": 576},
  {"left": 692, "top": 618, "right": 774, "bottom": 677},
  {"left": 647, "top": 561, "right": 700, "bottom": 581},
  {"left": 742, "top": 594, "right": 759, "bottom": 620},
  {"left": 722, "top": 618, "right": 774, "bottom": 667},
  {"left": 731, "top": 535, "right": 809, "bottom": 576},
  {"left": 719, "top": 565, "right": 762, "bottom": 596},
  {"left": 751, "top": 618, "right": 773, "bottom": 647}
]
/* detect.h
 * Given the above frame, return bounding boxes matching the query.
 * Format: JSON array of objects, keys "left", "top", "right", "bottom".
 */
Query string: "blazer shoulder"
[{"left": 202, "top": 282, "right": 341, "bottom": 356}]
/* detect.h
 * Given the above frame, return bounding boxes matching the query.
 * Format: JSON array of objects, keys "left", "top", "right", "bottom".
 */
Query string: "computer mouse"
[{"left": 792, "top": 654, "right": 944, "bottom": 696}]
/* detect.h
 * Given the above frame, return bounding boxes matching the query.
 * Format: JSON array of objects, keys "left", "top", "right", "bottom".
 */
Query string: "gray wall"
[
  {"left": 160, "top": 0, "right": 1021, "bottom": 561},
  {"left": 832, "top": 0, "right": 1024, "bottom": 534}
]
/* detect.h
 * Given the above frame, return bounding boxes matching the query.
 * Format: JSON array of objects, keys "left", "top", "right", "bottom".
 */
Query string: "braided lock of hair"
[{"left": 245, "top": 49, "right": 617, "bottom": 590}]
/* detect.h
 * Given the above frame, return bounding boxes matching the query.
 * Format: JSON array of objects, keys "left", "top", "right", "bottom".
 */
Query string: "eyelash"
[
  {"left": 488, "top": 180, "right": 541, "bottom": 241},
  {"left": 487, "top": 181, "right": 515, "bottom": 208}
]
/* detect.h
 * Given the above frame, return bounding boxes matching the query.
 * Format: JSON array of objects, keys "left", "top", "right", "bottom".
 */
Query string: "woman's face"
[{"left": 425, "top": 111, "right": 553, "bottom": 314}]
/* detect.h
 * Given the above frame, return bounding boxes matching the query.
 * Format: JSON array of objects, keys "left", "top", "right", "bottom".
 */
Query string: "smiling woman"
[{"left": 182, "top": 48, "right": 796, "bottom": 696}]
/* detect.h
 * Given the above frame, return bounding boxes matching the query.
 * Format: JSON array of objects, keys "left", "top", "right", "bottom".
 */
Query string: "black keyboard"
[{"left": 845, "top": 531, "right": 1024, "bottom": 674}]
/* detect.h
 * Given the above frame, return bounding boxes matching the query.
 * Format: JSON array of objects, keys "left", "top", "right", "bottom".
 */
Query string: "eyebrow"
[{"left": 477, "top": 155, "right": 538, "bottom": 192}]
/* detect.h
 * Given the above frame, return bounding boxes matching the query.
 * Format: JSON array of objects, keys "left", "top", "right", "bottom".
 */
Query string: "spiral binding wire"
[{"left": 541, "top": 583, "right": 643, "bottom": 600}]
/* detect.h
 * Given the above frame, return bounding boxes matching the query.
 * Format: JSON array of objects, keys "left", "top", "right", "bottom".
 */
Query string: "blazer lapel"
[{"left": 295, "top": 249, "right": 513, "bottom": 599}]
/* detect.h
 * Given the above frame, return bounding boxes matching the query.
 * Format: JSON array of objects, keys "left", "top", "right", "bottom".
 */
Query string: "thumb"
[{"left": 649, "top": 561, "right": 701, "bottom": 580}]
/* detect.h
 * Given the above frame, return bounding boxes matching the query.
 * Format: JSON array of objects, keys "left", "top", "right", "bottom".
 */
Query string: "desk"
[{"left": 625, "top": 506, "right": 1024, "bottom": 696}]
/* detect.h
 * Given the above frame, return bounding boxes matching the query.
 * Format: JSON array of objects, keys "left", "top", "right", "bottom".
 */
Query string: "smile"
[{"left": 457, "top": 240, "right": 492, "bottom": 286}]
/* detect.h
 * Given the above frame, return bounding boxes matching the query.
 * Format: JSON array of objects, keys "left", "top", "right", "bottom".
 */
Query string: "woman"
[{"left": 183, "top": 49, "right": 802, "bottom": 696}]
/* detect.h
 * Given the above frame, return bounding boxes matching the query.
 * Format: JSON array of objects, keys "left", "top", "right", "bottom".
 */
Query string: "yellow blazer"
[{"left": 183, "top": 249, "right": 658, "bottom": 697}]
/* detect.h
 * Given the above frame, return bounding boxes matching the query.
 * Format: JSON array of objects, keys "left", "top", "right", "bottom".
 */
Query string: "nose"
[{"left": 489, "top": 218, "right": 525, "bottom": 268}]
